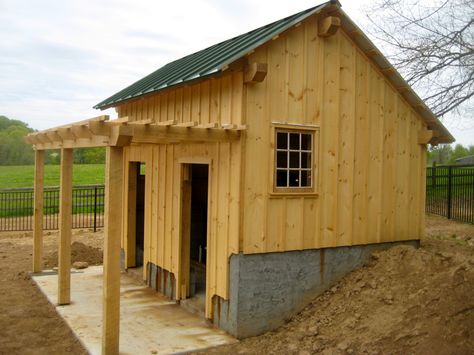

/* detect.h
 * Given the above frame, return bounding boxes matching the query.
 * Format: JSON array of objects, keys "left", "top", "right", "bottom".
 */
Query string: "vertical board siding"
[
  {"left": 242, "top": 17, "right": 427, "bottom": 254},
  {"left": 118, "top": 72, "right": 243, "bottom": 126},
  {"left": 117, "top": 72, "right": 243, "bottom": 316},
  {"left": 114, "top": 13, "right": 430, "bottom": 314}
]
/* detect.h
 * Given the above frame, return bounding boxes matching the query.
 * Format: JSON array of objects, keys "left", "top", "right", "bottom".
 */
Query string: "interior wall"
[{"left": 242, "top": 15, "right": 428, "bottom": 254}]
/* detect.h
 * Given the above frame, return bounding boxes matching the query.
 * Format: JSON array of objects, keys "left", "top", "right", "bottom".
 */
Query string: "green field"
[{"left": 0, "top": 164, "right": 105, "bottom": 189}]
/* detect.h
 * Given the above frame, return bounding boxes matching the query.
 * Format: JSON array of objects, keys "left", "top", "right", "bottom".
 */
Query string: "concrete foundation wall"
[
  {"left": 147, "top": 262, "right": 176, "bottom": 299},
  {"left": 213, "top": 240, "right": 418, "bottom": 339}
]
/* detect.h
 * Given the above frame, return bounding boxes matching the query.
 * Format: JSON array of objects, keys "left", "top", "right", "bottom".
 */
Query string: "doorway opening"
[
  {"left": 127, "top": 162, "right": 145, "bottom": 271},
  {"left": 180, "top": 164, "right": 209, "bottom": 315}
]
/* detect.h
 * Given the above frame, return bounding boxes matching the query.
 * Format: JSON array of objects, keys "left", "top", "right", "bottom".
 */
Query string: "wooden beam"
[
  {"left": 131, "top": 124, "right": 242, "bottom": 144},
  {"left": 102, "top": 146, "right": 124, "bottom": 355},
  {"left": 32, "top": 150, "right": 44, "bottom": 273},
  {"left": 32, "top": 136, "right": 110, "bottom": 150},
  {"left": 23, "top": 134, "right": 36, "bottom": 144},
  {"left": 45, "top": 130, "right": 62, "bottom": 143},
  {"left": 175, "top": 121, "right": 198, "bottom": 128},
  {"left": 36, "top": 133, "right": 52, "bottom": 144},
  {"left": 108, "top": 117, "right": 129, "bottom": 125},
  {"left": 318, "top": 16, "right": 341, "bottom": 37},
  {"left": 197, "top": 122, "right": 218, "bottom": 129},
  {"left": 58, "top": 148, "right": 73, "bottom": 305},
  {"left": 381, "top": 67, "right": 395, "bottom": 75},
  {"left": 128, "top": 119, "right": 154, "bottom": 126},
  {"left": 57, "top": 127, "right": 76, "bottom": 140},
  {"left": 71, "top": 124, "right": 93, "bottom": 139},
  {"left": 366, "top": 49, "right": 378, "bottom": 57},
  {"left": 348, "top": 29, "right": 361, "bottom": 37},
  {"left": 418, "top": 130, "right": 434, "bottom": 144},
  {"left": 154, "top": 119, "right": 176, "bottom": 127},
  {"left": 397, "top": 86, "right": 410, "bottom": 93},
  {"left": 244, "top": 62, "right": 268, "bottom": 84},
  {"left": 88, "top": 121, "right": 111, "bottom": 136},
  {"left": 222, "top": 123, "right": 237, "bottom": 130},
  {"left": 109, "top": 125, "right": 133, "bottom": 147}
]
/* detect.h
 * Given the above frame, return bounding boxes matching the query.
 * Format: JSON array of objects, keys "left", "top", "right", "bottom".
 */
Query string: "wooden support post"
[
  {"left": 58, "top": 148, "right": 73, "bottom": 305},
  {"left": 32, "top": 150, "right": 44, "bottom": 273},
  {"left": 102, "top": 146, "right": 124, "bottom": 355}
]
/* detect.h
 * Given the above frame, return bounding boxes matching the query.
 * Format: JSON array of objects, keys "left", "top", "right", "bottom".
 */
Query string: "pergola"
[{"left": 24, "top": 115, "right": 244, "bottom": 354}]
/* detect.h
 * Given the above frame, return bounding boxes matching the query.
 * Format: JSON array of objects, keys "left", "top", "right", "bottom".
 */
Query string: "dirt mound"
[
  {"left": 209, "top": 231, "right": 474, "bottom": 354},
  {"left": 44, "top": 241, "right": 103, "bottom": 268}
]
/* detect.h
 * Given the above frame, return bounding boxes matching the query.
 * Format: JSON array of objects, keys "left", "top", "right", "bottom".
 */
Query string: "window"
[{"left": 275, "top": 130, "right": 313, "bottom": 190}]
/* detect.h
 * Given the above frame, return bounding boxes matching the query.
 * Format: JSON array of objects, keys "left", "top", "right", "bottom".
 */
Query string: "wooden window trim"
[{"left": 270, "top": 123, "right": 319, "bottom": 195}]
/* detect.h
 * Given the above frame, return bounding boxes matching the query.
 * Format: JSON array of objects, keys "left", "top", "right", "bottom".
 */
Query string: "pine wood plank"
[
  {"left": 102, "top": 146, "right": 123, "bottom": 355},
  {"left": 58, "top": 148, "right": 73, "bottom": 305},
  {"left": 33, "top": 150, "right": 44, "bottom": 273},
  {"left": 337, "top": 33, "right": 356, "bottom": 246}
]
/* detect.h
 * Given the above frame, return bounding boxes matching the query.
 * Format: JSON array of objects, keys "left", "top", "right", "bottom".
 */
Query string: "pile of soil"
[
  {"left": 43, "top": 241, "right": 103, "bottom": 268},
  {"left": 0, "top": 215, "right": 472, "bottom": 354},
  {"left": 209, "top": 216, "right": 474, "bottom": 354}
]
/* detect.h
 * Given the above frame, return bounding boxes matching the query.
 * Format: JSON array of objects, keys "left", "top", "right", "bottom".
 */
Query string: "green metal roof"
[{"left": 94, "top": 1, "right": 334, "bottom": 110}]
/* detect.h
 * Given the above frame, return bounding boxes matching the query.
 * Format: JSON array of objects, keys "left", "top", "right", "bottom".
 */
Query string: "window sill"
[{"left": 269, "top": 191, "right": 319, "bottom": 198}]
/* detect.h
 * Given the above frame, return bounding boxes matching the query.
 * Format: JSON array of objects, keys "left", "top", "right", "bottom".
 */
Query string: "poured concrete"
[
  {"left": 214, "top": 240, "right": 419, "bottom": 339},
  {"left": 32, "top": 266, "right": 236, "bottom": 355}
]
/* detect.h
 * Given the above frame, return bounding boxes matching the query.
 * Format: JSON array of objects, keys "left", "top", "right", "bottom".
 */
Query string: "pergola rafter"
[
  {"left": 24, "top": 115, "right": 246, "bottom": 150},
  {"left": 25, "top": 114, "right": 246, "bottom": 354}
]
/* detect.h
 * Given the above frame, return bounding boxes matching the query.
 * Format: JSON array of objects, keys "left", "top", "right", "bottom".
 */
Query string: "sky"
[{"left": 0, "top": 0, "right": 472, "bottom": 146}]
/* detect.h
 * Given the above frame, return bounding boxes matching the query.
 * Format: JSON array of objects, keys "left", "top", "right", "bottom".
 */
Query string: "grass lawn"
[{"left": 0, "top": 164, "right": 105, "bottom": 189}]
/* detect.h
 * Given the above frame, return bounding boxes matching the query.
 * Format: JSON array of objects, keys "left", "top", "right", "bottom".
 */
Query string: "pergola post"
[
  {"left": 58, "top": 148, "right": 73, "bottom": 305},
  {"left": 102, "top": 146, "right": 123, "bottom": 355},
  {"left": 32, "top": 150, "right": 44, "bottom": 273}
]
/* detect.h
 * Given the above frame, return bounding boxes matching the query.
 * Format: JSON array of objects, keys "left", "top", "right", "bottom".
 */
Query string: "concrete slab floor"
[{"left": 32, "top": 266, "right": 236, "bottom": 355}]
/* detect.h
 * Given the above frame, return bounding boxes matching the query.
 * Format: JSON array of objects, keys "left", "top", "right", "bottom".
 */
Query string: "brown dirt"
[
  {"left": 205, "top": 214, "right": 474, "bottom": 355},
  {"left": 43, "top": 241, "right": 103, "bottom": 268},
  {"left": 0, "top": 216, "right": 473, "bottom": 354},
  {"left": 0, "top": 228, "right": 102, "bottom": 355}
]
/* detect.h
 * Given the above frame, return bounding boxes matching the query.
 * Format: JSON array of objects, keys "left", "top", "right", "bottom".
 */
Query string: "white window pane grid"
[{"left": 275, "top": 131, "right": 312, "bottom": 188}]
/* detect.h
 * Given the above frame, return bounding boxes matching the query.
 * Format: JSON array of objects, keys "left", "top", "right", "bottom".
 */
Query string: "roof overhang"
[
  {"left": 93, "top": 1, "right": 453, "bottom": 145},
  {"left": 24, "top": 116, "right": 245, "bottom": 150}
]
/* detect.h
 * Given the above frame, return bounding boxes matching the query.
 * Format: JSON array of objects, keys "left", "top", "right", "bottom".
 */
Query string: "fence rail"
[
  {"left": 426, "top": 164, "right": 474, "bottom": 224},
  {"left": 1, "top": 165, "right": 473, "bottom": 232},
  {"left": 0, "top": 185, "right": 104, "bottom": 232}
]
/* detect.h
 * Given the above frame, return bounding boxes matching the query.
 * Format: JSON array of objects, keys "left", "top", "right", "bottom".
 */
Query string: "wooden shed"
[{"left": 26, "top": 0, "right": 454, "bottom": 353}]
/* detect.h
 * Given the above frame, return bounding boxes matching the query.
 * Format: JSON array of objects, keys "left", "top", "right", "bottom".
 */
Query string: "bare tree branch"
[{"left": 366, "top": 0, "right": 474, "bottom": 119}]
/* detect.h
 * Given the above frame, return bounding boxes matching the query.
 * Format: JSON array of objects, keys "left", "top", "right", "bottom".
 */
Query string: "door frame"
[{"left": 178, "top": 158, "right": 212, "bottom": 311}]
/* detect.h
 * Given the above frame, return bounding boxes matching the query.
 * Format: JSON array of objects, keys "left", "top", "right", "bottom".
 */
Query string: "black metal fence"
[
  {"left": 0, "top": 185, "right": 104, "bottom": 232},
  {"left": 426, "top": 165, "right": 474, "bottom": 224}
]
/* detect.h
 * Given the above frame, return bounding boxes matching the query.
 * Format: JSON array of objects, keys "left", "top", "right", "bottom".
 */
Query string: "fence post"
[
  {"left": 432, "top": 161, "right": 436, "bottom": 187},
  {"left": 93, "top": 186, "right": 98, "bottom": 233},
  {"left": 447, "top": 165, "right": 452, "bottom": 219}
]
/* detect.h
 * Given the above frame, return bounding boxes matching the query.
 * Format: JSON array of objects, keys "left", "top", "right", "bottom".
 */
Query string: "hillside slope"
[{"left": 207, "top": 215, "right": 474, "bottom": 354}]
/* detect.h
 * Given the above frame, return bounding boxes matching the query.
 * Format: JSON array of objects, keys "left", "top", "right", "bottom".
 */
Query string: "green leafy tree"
[
  {"left": 449, "top": 144, "right": 470, "bottom": 164},
  {"left": 0, "top": 116, "right": 35, "bottom": 165}
]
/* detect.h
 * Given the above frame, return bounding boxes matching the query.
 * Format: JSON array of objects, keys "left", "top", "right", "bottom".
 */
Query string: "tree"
[
  {"left": 449, "top": 143, "right": 470, "bottom": 163},
  {"left": 0, "top": 116, "right": 35, "bottom": 165},
  {"left": 366, "top": 0, "right": 474, "bottom": 118}
]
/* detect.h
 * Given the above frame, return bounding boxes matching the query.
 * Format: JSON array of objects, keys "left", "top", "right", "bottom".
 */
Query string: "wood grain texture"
[
  {"left": 33, "top": 150, "right": 44, "bottom": 273},
  {"left": 241, "top": 16, "right": 428, "bottom": 254},
  {"left": 58, "top": 148, "right": 73, "bottom": 305},
  {"left": 102, "top": 146, "right": 124, "bottom": 355}
]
